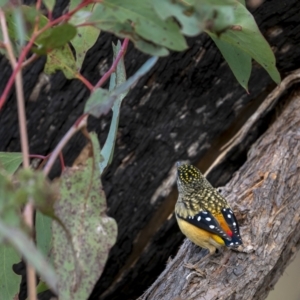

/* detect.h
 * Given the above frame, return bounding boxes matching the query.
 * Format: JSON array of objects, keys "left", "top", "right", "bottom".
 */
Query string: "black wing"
[
  {"left": 221, "top": 208, "right": 243, "bottom": 246},
  {"left": 176, "top": 210, "right": 232, "bottom": 243}
]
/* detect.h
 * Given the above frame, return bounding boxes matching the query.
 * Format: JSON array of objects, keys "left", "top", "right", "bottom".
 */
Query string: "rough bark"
[
  {"left": 139, "top": 77, "right": 300, "bottom": 300},
  {"left": 0, "top": 0, "right": 299, "bottom": 299}
]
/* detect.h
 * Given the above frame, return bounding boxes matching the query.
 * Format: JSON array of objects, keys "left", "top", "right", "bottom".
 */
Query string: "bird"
[{"left": 175, "top": 162, "right": 242, "bottom": 254}]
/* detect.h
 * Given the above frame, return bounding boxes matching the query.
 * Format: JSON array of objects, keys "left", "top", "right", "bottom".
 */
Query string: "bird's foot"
[
  {"left": 231, "top": 244, "right": 255, "bottom": 254},
  {"left": 184, "top": 262, "right": 207, "bottom": 278}
]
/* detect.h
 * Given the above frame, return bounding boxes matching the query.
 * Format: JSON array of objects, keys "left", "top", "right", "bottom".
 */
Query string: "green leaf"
[
  {"left": 100, "top": 41, "right": 127, "bottom": 173},
  {"left": 6, "top": 6, "right": 48, "bottom": 42},
  {"left": 102, "top": 21, "right": 169, "bottom": 56},
  {"left": 84, "top": 56, "right": 158, "bottom": 118},
  {"left": 84, "top": 88, "right": 110, "bottom": 116},
  {"left": 0, "top": 0, "right": 8, "bottom": 7},
  {"left": 44, "top": 45, "right": 77, "bottom": 79},
  {"left": 0, "top": 169, "right": 57, "bottom": 295},
  {"left": 208, "top": 2, "right": 280, "bottom": 87},
  {"left": 69, "top": 0, "right": 81, "bottom": 11},
  {"left": 36, "top": 212, "right": 52, "bottom": 260},
  {"left": 43, "top": 0, "right": 56, "bottom": 12},
  {"left": 153, "top": 0, "right": 236, "bottom": 36},
  {"left": 0, "top": 171, "right": 24, "bottom": 227},
  {"left": 90, "top": 0, "right": 187, "bottom": 55},
  {"left": 34, "top": 23, "right": 77, "bottom": 54},
  {"left": 69, "top": 3, "right": 100, "bottom": 70},
  {"left": 209, "top": 33, "right": 251, "bottom": 91},
  {"left": 16, "top": 169, "right": 56, "bottom": 217},
  {"left": 36, "top": 280, "right": 50, "bottom": 294},
  {"left": 71, "top": 21, "right": 100, "bottom": 71},
  {"left": 52, "top": 132, "right": 117, "bottom": 299},
  {"left": 152, "top": 0, "right": 201, "bottom": 36},
  {"left": 0, "top": 152, "right": 22, "bottom": 174},
  {"left": 0, "top": 220, "right": 58, "bottom": 294},
  {"left": 237, "top": 0, "right": 246, "bottom": 5},
  {"left": 0, "top": 245, "right": 20, "bottom": 300},
  {"left": 12, "top": 7, "right": 27, "bottom": 49}
]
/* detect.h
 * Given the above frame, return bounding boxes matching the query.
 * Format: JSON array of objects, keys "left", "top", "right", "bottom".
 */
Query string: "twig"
[
  {"left": 34, "top": 0, "right": 42, "bottom": 33},
  {"left": 59, "top": 152, "right": 66, "bottom": 171},
  {"left": 0, "top": 9, "right": 36, "bottom": 300},
  {"left": 43, "top": 115, "right": 88, "bottom": 176},
  {"left": 22, "top": 54, "right": 38, "bottom": 68},
  {"left": 76, "top": 73, "right": 94, "bottom": 91},
  {"left": 94, "top": 38, "right": 129, "bottom": 89}
]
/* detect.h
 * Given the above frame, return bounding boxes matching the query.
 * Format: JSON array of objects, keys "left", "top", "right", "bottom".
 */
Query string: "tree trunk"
[
  {"left": 0, "top": 0, "right": 299, "bottom": 299},
  {"left": 139, "top": 71, "right": 300, "bottom": 300}
]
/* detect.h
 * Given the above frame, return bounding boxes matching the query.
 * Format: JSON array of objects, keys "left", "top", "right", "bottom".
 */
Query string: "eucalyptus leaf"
[
  {"left": 0, "top": 245, "right": 20, "bottom": 300},
  {"left": 0, "top": 152, "right": 22, "bottom": 174},
  {"left": 43, "top": 0, "right": 56, "bottom": 12},
  {"left": 0, "top": 0, "right": 8, "bottom": 7},
  {"left": 44, "top": 45, "right": 77, "bottom": 79},
  {"left": 100, "top": 41, "right": 127, "bottom": 173},
  {"left": 153, "top": 0, "right": 236, "bottom": 35},
  {"left": 84, "top": 56, "right": 158, "bottom": 118},
  {"left": 6, "top": 6, "right": 48, "bottom": 42},
  {"left": 209, "top": 33, "right": 251, "bottom": 91},
  {"left": 71, "top": 21, "right": 100, "bottom": 71},
  {"left": 34, "top": 23, "right": 77, "bottom": 54},
  {"left": 69, "top": 2, "right": 100, "bottom": 71},
  {"left": 52, "top": 132, "right": 117, "bottom": 299},
  {"left": 36, "top": 212, "right": 53, "bottom": 260},
  {"left": 89, "top": 0, "right": 186, "bottom": 55},
  {"left": 237, "top": 0, "right": 246, "bottom": 5},
  {"left": 208, "top": 1, "right": 280, "bottom": 88},
  {"left": 0, "top": 220, "right": 58, "bottom": 294},
  {"left": 13, "top": 7, "right": 26, "bottom": 49}
]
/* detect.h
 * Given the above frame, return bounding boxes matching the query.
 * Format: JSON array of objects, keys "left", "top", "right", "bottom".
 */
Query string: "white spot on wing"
[
  {"left": 227, "top": 214, "right": 231, "bottom": 218},
  {"left": 205, "top": 217, "right": 211, "bottom": 221},
  {"left": 209, "top": 225, "right": 215, "bottom": 229},
  {"left": 197, "top": 216, "right": 201, "bottom": 221}
]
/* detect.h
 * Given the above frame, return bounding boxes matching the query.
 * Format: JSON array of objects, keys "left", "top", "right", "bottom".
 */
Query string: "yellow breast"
[{"left": 176, "top": 216, "right": 225, "bottom": 254}]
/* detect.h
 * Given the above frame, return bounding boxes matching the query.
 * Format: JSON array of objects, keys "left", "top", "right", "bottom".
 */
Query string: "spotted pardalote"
[{"left": 175, "top": 162, "right": 242, "bottom": 254}]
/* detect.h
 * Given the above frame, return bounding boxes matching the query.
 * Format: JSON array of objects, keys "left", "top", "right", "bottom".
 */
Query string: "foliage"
[
  {"left": 0, "top": 0, "right": 281, "bottom": 299},
  {"left": 52, "top": 132, "right": 117, "bottom": 299}
]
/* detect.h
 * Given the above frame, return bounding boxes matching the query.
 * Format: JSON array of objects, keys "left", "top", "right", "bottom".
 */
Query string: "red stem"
[
  {"left": 29, "top": 154, "right": 48, "bottom": 160},
  {"left": 0, "top": 0, "right": 93, "bottom": 111},
  {"left": 59, "top": 152, "right": 65, "bottom": 171},
  {"left": 94, "top": 38, "right": 129, "bottom": 89},
  {"left": 76, "top": 74, "right": 94, "bottom": 91}
]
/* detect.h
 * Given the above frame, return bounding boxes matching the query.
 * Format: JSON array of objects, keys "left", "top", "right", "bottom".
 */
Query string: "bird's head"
[{"left": 176, "top": 162, "right": 206, "bottom": 194}]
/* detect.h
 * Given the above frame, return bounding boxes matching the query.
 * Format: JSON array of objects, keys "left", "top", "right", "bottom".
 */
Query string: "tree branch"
[{"left": 140, "top": 74, "right": 300, "bottom": 300}]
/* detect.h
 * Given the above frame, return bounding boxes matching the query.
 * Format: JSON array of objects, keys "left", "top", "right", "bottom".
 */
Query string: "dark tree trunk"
[
  {"left": 0, "top": 0, "right": 300, "bottom": 299},
  {"left": 139, "top": 71, "right": 300, "bottom": 300}
]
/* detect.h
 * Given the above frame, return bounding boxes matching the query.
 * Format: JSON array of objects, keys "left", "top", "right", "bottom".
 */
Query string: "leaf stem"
[
  {"left": 76, "top": 73, "right": 94, "bottom": 91},
  {"left": 94, "top": 38, "right": 129, "bottom": 89},
  {"left": 43, "top": 115, "right": 88, "bottom": 176},
  {"left": 0, "top": 9, "right": 36, "bottom": 300},
  {"left": 22, "top": 54, "right": 38, "bottom": 68}
]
